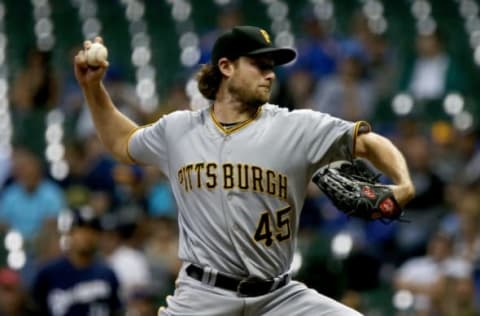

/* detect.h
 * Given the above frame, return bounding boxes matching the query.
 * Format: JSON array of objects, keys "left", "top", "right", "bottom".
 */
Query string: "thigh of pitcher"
[
  {"left": 250, "top": 280, "right": 364, "bottom": 316},
  {"left": 157, "top": 276, "right": 245, "bottom": 316}
]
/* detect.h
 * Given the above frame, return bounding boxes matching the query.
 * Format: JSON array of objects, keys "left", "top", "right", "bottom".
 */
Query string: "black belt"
[{"left": 186, "top": 264, "right": 289, "bottom": 297}]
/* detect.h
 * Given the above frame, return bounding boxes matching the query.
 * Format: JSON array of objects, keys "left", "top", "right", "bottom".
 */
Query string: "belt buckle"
[
  {"left": 236, "top": 278, "right": 250, "bottom": 297},
  {"left": 236, "top": 277, "right": 266, "bottom": 297}
]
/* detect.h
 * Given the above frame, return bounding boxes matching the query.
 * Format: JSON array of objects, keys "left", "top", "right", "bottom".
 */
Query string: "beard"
[
  {"left": 70, "top": 239, "right": 98, "bottom": 259},
  {"left": 76, "top": 244, "right": 98, "bottom": 258},
  {"left": 228, "top": 79, "right": 270, "bottom": 108}
]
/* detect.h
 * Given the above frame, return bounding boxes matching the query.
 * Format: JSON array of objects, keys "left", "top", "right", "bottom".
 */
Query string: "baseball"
[{"left": 86, "top": 42, "right": 108, "bottom": 67}]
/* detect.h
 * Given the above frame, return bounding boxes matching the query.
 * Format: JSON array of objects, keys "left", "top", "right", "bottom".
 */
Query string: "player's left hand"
[{"left": 312, "top": 159, "right": 407, "bottom": 223}]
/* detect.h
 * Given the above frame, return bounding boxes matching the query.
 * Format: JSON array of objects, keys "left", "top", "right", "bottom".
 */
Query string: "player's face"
[
  {"left": 228, "top": 56, "right": 275, "bottom": 108},
  {"left": 69, "top": 226, "right": 100, "bottom": 257}
]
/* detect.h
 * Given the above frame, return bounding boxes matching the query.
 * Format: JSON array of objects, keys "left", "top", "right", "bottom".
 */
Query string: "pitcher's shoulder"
[
  {"left": 162, "top": 108, "right": 206, "bottom": 125},
  {"left": 261, "top": 103, "right": 289, "bottom": 117},
  {"left": 262, "top": 104, "right": 329, "bottom": 120}
]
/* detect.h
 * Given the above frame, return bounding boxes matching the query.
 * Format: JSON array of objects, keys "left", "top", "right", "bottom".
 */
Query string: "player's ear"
[{"left": 218, "top": 57, "right": 235, "bottom": 78}]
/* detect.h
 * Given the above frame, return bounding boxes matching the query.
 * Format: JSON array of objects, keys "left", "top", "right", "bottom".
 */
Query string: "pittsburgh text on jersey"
[{"left": 177, "top": 162, "right": 288, "bottom": 200}]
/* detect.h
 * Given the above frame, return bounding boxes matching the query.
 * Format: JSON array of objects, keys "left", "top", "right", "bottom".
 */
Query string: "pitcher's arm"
[
  {"left": 74, "top": 37, "right": 138, "bottom": 163},
  {"left": 82, "top": 82, "right": 138, "bottom": 163},
  {"left": 355, "top": 132, "right": 415, "bottom": 206}
]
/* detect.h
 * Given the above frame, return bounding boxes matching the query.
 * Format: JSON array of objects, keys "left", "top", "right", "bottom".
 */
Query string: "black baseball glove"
[{"left": 312, "top": 159, "right": 404, "bottom": 223}]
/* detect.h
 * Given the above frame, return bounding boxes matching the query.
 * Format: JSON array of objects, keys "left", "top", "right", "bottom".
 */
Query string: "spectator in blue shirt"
[
  {"left": 0, "top": 149, "right": 65, "bottom": 240},
  {"left": 32, "top": 206, "right": 122, "bottom": 316}
]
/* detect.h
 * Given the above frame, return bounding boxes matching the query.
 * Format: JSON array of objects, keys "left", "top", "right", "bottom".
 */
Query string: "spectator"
[
  {"left": 272, "top": 68, "right": 316, "bottom": 110},
  {"left": 61, "top": 140, "right": 91, "bottom": 208},
  {"left": 125, "top": 286, "right": 158, "bottom": 316},
  {"left": 82, "top": 135, "right": 117, "bottom": 201},
  {"left": 394, "top": 232, "right": 453, "bottom": 315},
  {"left": 363, "top": 34, "right": 398, "bottom": 106},
  {"left": 453, "top": 129, "right": 480, "bottom": 186},
  {"left": 291, "top": 9, "right": 340, "bottom": 81},
  {"left": 0, "top": 148, "right": 65, "bottom": 241},
  {"left": 32, "top": 206, "right": 122, "bottom": 316},
  {"left": 100, "top": 210, "right": 152, "bottom": 301},
  {"left": 398, "top": 31, "right": 466, "bottom": 102},
  {"left": 11, "top": 49, "right": 58, "bottom": 111},
  {"left": 310, "top": 51, "right": 376, "bottom": 121},
  {"left": 143, "top": 216, "right": 180, "bottom": 303},
  {"left": 440, "top": 185, "right": 478, "bottom": 246},
  {"left": 0, "top": 268, "right": 35, "bottom": 316},
  {"left": 145, "top": 168, "right": 176, "bottom": 219},
  {"left": 10, "top": 49, "right": 59, "bottom": 156},
  {"left": 398, "top": 127, "right": 445, "bottom": 211},
  {"left": 388, "top": 122, "right": 446, "bottom": 260},
  {"left": 450, "top": 187, "right": 480, "bottom": 266},
  {"left": 344, "top": 11, "right": 373, "bottom": 62},
  {"left": 440, "top": 258, "right": 477, "bottom": 316},
  {"left": 112, "top": 163, "right": 147, "bottom": 211}
]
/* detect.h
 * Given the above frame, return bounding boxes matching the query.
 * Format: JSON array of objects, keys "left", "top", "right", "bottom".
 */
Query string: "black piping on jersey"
[
  {"left": 220, "top": 121, "right": 246, "bottom": 129},
  {"left": 210, "top": 106, "right": 262, "bottom": 135},
  {"left": 352, "top": 120, "right": 372, "bottom": 157}
]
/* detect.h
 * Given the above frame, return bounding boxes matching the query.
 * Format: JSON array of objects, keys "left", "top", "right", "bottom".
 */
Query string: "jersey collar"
[{"left": 210, "top": 105, "right": 263, "bottom": 135}]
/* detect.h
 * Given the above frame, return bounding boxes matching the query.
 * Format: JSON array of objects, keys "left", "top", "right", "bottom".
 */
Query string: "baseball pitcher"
[{"left": 74, "top": 26, "right": 415, "bottom": 316}]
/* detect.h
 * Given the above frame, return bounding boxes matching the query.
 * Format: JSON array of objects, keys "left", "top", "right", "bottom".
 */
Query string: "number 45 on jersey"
[{"left": 254, "top": 205, "right": 292, "bottom": 247}]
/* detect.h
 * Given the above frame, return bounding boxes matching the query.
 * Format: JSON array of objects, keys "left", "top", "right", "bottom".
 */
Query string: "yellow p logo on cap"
[{"left": 260, "top": 29, "right": 271, "bottom": 44}]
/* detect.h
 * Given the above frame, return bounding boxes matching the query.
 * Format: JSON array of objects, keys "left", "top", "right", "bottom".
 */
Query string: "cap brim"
[{"left": 247, "top": 47, "right": 296, "bottom": 66}]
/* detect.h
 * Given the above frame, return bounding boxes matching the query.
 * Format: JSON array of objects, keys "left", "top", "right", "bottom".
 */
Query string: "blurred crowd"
[{"left": 0, "top": 2, "right": 480, "bottom": 316}]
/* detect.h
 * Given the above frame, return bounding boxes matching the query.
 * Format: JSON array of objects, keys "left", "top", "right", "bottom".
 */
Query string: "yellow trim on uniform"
[
  {"left": 352, "top": 120, "right": 372, "bottom": 157},
  {"left": 210, "top": 106, "right": 262, "bottom": 135},
  {"left": 125, "top": 123, "right": 154, "bottom": 163}
]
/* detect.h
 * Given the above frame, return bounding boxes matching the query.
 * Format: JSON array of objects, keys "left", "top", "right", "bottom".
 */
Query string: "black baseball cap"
[
  {"left": 211, "top": 25, "right": 297, "bottom": 66},
  {"left": 70, "top": 206, "right": 102, "bottom": 231}
]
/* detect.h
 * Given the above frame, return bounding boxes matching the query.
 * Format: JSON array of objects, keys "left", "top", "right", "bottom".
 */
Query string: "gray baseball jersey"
[{"left": 128, "top": 103, "right": 366, "bottom": 280}]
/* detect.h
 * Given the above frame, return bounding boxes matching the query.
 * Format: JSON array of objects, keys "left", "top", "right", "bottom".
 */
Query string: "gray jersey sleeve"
[
  {"left": 127, "top": 117, "right": 169, "bottom": 175},
  {"left": 300, "top": 110, "right": 370, "bottom": 172}
]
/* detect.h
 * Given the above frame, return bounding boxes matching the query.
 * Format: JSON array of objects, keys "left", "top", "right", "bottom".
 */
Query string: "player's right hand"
[{"left": 74, "top": 36, "right": 109, "bottom": 89}]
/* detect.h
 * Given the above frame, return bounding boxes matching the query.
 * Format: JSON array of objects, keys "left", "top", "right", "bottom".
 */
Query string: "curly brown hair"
[{"left": 196, "top": 63, "right": 223, "bottom": 100}]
